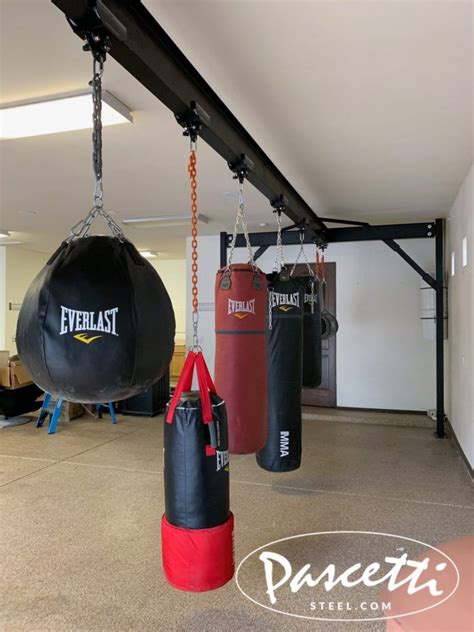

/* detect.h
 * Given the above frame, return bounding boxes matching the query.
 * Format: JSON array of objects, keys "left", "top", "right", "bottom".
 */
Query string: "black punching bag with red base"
[
  {"left": 162, "top": 351, "right": 234, "bottom": 592},
  {"left": 215, "top": 264, "right": 268, "bottom": 454}
]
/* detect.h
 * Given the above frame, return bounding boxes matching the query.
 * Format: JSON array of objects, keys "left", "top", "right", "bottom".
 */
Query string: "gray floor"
[{"left": 1, "top": 411, "right": 472, "bottom": 632}]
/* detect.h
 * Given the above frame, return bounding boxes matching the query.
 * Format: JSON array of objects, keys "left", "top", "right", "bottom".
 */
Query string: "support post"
[
  {"left": 219, "top": 232, "right": 228, "bottom": 268},
  {"left": 435, "top": 218, "right": 446, "bottom": 437}
]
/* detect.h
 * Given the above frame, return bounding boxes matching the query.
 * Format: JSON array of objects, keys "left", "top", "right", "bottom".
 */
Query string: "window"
[
  {"left": 462, "top": 237, "right": 468, "bottom": 267},
  {"left": 451, "top": 251, "right": 455, "bottom": 277}
]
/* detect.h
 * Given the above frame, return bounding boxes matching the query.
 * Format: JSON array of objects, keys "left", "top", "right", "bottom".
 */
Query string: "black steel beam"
[
  {"left": 229, "top": 221, "right": 436, "bottom": 248},
  {"left": 219, "top": 232, "right": 227, "bottom": 268},
  {"left": 325, "top": 222, "right": 436, "bottom": 242},
  {"left": 383, "top": 239, "right": 436, "bottom": 289},
  {"left": 52, "top": 0, "right": 327, "bottom": 238},
  {"left": 230, "top": 230, "right": 313, "bottom": 248},
  {"left": 435, "top": 218, "right": 446, "bottom": 438}
]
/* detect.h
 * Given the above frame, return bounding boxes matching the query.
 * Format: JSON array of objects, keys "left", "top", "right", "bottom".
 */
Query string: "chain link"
[
  {"left": 290, "top": 229, "right": 314, "bottom": 278},
  {"left": 66, "top": 52, "right": 125, "bottom": 243},
  {"left": 188, "top": 142, "right": 201, "bottom": 350},
  {"left": 272, "top": 210, "right": 286, "bottom": 272},
  {"left": 92, "top": 57, "right": 104, "bottom": 208},
  {"left": 226, "top": 179, "right": 256, "bottom": 270}
]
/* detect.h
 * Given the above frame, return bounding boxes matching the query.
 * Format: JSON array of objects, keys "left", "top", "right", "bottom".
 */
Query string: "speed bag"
[
  {"left": 256, "top": 272, "right": 304, "bottom": 472},
  {"left": 162, "top": 355, "right": 234, "bottom": 591},
  {"left": 321, "top": 311, "right": 339, "bottom": 340},
  {"left": 215, "top": 264, "right": 268, "bottom": 454},
  {"left": 299, "top": 276, "right": 322, "bottom": 388},
  {"left": 16, "top": 236, "right": 175, "bottom": 403}
]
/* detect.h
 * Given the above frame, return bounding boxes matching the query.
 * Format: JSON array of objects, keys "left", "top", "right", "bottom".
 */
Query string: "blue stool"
[{"left": 37, "top": 395, "right": 116, "bottom": 434}]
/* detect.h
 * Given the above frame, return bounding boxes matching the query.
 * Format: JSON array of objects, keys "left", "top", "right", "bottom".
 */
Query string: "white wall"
[
  {"left": 186, "top": 234, "right": 436, "bottom": 411},
  {"left": 4, "top": 248, "right": 49, "bottom": 354},
  {"left": 446, "top": 164, "right": 473, "bottom": 467},
  {"left": 150, "top": 259, "right": 186, "bottom": 344},
  {"left": 0, "top": 247, "right": 6, "bottom": 349}
]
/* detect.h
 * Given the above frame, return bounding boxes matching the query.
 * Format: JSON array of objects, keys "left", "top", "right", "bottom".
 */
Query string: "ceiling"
[{"left": 0, "top": 0, "right": 472, "bottom": 258}]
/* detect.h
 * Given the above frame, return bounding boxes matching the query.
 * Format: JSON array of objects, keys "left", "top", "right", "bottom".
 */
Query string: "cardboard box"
[
  {"left": 41, "top": 398, "right": 84, "bottom": 422},
  {"left": 0, "top": 352, "right": 34, "bottom": 389}
]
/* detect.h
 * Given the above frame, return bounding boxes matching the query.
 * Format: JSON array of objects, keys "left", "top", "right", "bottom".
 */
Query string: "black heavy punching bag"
[
  {"left": 17, "top": 236, "right": 175, "bottom": 403},
  {"left": 256, "top": 271, "right": 304, "bottom": 472},
  {"left": 299, "top": 276, "right": 322, "bottom": 388},
  {"left": 162, "top": 351, "right": 234, "bottom": 592}
]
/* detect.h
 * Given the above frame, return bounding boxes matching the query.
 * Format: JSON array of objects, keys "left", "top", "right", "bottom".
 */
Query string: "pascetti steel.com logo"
[{"left": 235, "top": 531, "right": 460, "bottom": 623}]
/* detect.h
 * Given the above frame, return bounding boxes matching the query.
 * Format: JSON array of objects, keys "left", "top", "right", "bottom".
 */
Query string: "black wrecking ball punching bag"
[
  {"left": 299, "top": 276, "right": 322, "bottom": 388},
  {"left": 16, "top": 236, "right": 175, "bottom": 403},
  {"left": 256, "top": 271, "right": 304, "bottom": 472}
]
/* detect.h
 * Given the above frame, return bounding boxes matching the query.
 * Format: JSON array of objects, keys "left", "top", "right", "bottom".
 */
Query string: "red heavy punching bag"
[{"left": 214, "top": 177, "right": 268, "bottom": 454}]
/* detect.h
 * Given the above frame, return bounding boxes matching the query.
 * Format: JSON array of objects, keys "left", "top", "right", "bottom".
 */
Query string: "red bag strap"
[
  {"left": 195, "top": 352, "right": 216, "bottom": 423},
  {"left": 166, "top": 351, "right": 217, "bottom": 426},
  {"left": 166, "top": 351, "right": 196, "bottom": 423}
]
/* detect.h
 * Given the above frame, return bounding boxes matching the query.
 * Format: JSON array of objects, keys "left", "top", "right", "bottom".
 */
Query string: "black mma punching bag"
[
  {"left": 299, "top": 276, "right": 322, "bottom": 388},
  {"left": 256, "top": 271, "right": 304, "bottom": 472},
  {"left": 162, "top": 351, "right": 234, "bottom": 592},
  {"left": 17, "top": 236, "right": 175, "bottom": 403}
]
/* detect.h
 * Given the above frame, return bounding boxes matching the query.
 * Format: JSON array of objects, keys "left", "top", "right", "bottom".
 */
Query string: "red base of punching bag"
[{"left": 161, "top": 513, "right": 234, "bottom": 592}]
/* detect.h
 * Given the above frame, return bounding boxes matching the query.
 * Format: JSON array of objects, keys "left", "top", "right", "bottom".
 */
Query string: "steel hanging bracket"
[
  {"left": 271, "top": 194, "right": 289, "bottom": 213},
  {"left": 228, "top": 154, "right": 254, "bottom": 183},
  {"left": 175, "top": 101, "right": 211, "bottom": 142}
]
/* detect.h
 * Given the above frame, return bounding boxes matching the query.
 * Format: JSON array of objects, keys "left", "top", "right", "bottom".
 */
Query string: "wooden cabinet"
[{"left": 170, "top": 344, "right": 186, "bottom": 382}]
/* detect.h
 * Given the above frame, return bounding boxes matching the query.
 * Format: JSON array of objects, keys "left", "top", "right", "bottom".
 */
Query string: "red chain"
[{"left": 188, "top": 149, "right": 198, "bottom": 313}]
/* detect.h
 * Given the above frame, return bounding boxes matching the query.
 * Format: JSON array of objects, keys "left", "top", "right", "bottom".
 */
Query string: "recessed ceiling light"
[
  {"left": 18, "top": 210, "right": 38, "bottom": 216},
  {"left": 0, "top": 230, "right": 11, "bottom": 238},
  {"left": 123, "top": 214, "right": 209, "bottom": 228},
  {"left": 259, "top": 222, "right": 268, "bottom": 227},
  {"left": 139, "top": 250, "right": 158, "bottom": 259},
  {"left": 0, "top": 90, "right": 132, "bottom": 140}
]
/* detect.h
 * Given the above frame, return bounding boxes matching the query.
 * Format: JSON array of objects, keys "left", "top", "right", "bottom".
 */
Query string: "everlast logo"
[
  {"left": 228, "top": 298, "right": 256, "bottom": 319},
  {"left": 60, "top": 306, "right": 119, "bottom": 343},
  {"left": 216, "top": 450, "right": 229, "bottom": 472},
  {"left": 269, "top": 292, "right": 300, "bottom": 312}
]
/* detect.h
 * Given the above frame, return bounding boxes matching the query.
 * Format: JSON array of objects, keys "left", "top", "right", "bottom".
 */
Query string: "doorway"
[{"left": 293, "top": 262, "right": 337, "bottom": 407}]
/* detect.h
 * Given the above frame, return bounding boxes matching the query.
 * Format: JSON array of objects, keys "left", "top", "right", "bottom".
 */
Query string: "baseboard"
[
  {"left": 334, "top": 406, "right": 427, "bottom": 416},
  {"left": 446, "top": 419, "right": 474, "bottom": 482}
]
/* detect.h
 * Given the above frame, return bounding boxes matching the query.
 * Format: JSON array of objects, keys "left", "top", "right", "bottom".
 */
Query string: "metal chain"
[
  {"left": 226, "top": 179, "right": 256, "bottom": 270},
  {"left": 92, "top": 57, "right": 104, "bottom": 208},
  {"left": 272, "top": 210, "right": 285, "bottom": 272},
  {"left": 188, "top": 140, "right": 201, "bottom": 350},
  {"left": 66, "top": 52, "right": 125, "bottom": 243},
  {"left": 290, "top": 229, "right": 315, "bottom": 278}
]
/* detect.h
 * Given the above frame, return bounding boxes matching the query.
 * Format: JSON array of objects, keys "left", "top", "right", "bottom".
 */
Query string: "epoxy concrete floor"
[{"left": 1, "top": 412, "right": 473, "bottom": 632}]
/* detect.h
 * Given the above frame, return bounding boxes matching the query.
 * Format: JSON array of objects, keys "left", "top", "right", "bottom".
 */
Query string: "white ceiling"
[{"left": 0, "top": 0, "right": 472, "bottom": 258}]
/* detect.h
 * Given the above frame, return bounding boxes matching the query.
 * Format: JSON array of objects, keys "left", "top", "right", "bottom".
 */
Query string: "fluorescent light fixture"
[
  {"left": 123, "top": 214, "right": 209, "bottom": 229},
  {"left": 0, "top": 90, "right": 132, "bottom": 140},
  {"left": 462, "top": 236, "right": 468, "bottom": 267},
  {"left": 0, "top": 230, "right": 11, "bottom": 238},
  {"left": 139, "top": 250, "right": 158, "bottom": 259}
]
